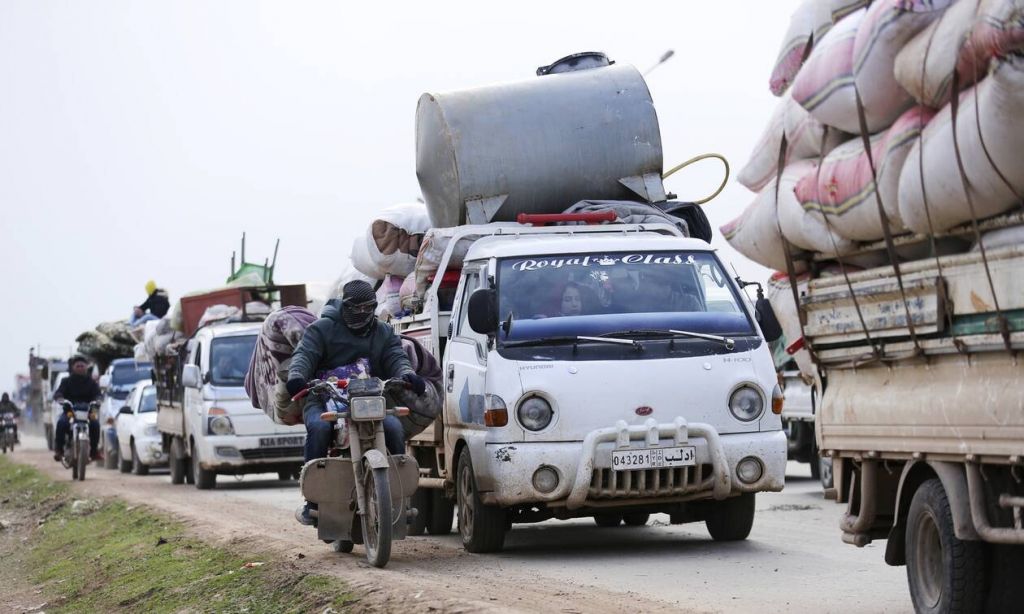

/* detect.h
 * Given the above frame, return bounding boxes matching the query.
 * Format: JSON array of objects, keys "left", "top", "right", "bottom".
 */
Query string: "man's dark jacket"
[
  {"left": 140, "top": 289, "right": 170, "bottom": 318},
  {"left": 288, "top": 299, "right": 413, "bottom": 392},
  {"left": 54, "top": 374, "right": 101, "bottom": 404}
]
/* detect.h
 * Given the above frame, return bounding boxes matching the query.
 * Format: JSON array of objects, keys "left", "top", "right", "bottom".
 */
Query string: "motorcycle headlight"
[
  {"left": 517, "top": 396, "right": 553, "bottom": 431},
  {"left": 208, "top": 415, "right": 234, "bottom": 436},
  {"left": 350, "top": 396, "right": 386, "bottom": 421},
  {"left": 728, "top": 385, "right": 765, "bottom": 422}
]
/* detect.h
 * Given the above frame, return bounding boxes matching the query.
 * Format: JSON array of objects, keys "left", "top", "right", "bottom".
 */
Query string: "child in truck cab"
[{"left": 286, "top": 280, "right": 426, "bottom": 526}]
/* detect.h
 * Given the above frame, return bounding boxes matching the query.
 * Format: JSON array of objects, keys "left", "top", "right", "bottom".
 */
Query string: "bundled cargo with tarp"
[{"left": 76, "top": 320, "right": 137, "bottom": 372}]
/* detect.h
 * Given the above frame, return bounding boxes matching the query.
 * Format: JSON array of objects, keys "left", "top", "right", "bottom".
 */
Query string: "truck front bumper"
[
  {"left": 196, "top": 433, "right": 305, "bottom": 471},
  {"left": 478, "top": 418, "right": 786, "bottom": 509}
]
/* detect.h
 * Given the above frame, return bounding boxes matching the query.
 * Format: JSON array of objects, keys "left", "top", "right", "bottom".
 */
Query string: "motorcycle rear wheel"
[{"left": 361, "top": 466, "right": 392, "bottom": 568}]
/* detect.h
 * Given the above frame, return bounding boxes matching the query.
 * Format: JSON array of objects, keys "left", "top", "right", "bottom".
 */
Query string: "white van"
[{"left": 156, "top": 321, "right": 305, "bottom": 489}]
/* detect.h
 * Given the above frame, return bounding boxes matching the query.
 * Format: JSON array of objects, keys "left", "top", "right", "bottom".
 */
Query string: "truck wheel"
[
  {"left": 905, "top": 479, "right": 986, "bottom": 614},
  {"left": 104, "top": 438, "right": 118, "bottom": 470},
  {"left": 705, "top": 493, "right": 755, "bottom": 541},
  {"left": 131, "top": 442, "right": 149, "bottom": 476},
  {"left": 277, "top": 470, "right": 293, "bottom": 482},
  {"left": 623, "top": 512, "right": 650, "bottom": 527},
  {"left": 191, "top": 447, "right": 216, "bottom": 490},
  {"left": 819, "top": 458, "right": 834, "bottom": 490},
  {"left": 427, "top": 489, "right": 455, "bottom": 535},
  {"left": 119, "top": 449, "right": 132, "bottom": 473},
  {"left": 594, "top": 514, "right": 623, "bottom": 527},
  {"left": 456, "top": 451, "right": 506, "bottom": 553},
  {"left": 332, "top": 539, "right": 354, "bottom": 554},
  {"left": 409, "top": 488, "right": 430, "bottom": 536},
  {"left": 169, "top": 438, "right": 186, "bottom": 485}
]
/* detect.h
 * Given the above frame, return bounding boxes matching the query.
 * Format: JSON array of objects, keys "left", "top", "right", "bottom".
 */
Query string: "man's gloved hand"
[
  {"left": 286, "top": 377, "right": 307, "bottom": 398},
  {"left": 402, "top": 372, "right": 426, "bottom": 396}
]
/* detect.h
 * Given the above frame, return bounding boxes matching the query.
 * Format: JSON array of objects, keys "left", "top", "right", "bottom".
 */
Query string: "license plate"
[
  {"left": 259, "top": 436, "right": 305, "bottom": 448},
  {"left": 611, "top": 446, "right": 695, "bottom": 471}
]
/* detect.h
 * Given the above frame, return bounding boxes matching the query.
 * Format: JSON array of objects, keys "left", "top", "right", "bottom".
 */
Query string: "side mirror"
[
  {"left": 755, "top": 297, "right": 783, "bottom": 343},
  {"left": 467, "top": 288, "right": 499, "bottom": 335},
  {"left": 181, "top": 364, "right": 202, "bottom": 389},
  {"left": 118, "top": 406, "right": 133, "bottom": 416},
  {"left": 99, "top": 374, "right": 111, "bottom": 390}
]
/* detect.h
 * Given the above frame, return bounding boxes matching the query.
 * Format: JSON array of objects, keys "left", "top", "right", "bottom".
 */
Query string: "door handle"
[{"left": 446, "top": 364, "right": 455, "bottom": 393}]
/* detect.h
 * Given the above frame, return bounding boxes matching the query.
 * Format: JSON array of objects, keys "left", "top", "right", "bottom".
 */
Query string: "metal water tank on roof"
[{"left": 415, "top": 53, "right": 666, "bottom": 228}]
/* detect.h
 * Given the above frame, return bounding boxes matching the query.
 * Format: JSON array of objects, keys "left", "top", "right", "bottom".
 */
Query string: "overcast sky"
[{"left": 0, "top": 0, "right": 799, "bottom": 391}]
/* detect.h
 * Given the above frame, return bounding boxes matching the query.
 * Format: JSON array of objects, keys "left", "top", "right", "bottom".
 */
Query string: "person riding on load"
[
  {"left": 286, "top": 280, "right": 426, "bottom": 526},
  {"left": 52, "top": 356, "right": 101, "bottom": 462},
  {"left": 131, "top": 280, "right": 170, "bottom": 326}
]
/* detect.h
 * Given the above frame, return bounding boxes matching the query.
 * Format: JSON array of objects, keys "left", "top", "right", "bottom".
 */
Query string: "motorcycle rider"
[
  {"left": 52, "top": 356, "right": 101, "bottom": 462},
  {"left": 0, "top": 392, "right": 20, "bottom": 443},
  {"left": 286, "top": 280, "right": 426, "bottom": 526}
]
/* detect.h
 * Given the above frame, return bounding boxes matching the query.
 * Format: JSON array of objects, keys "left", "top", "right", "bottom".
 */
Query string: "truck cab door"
[
  {"left": 444, "top": 264, "right": 489, "bottom": 429},
  {"left": 184, "top": 341, "right": 203, "bottom": 438}
]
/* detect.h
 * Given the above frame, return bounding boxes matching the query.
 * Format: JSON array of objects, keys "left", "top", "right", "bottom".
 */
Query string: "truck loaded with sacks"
[
  {"left": 726, "top": 2, "right": 1024, "bottom": 612},
  {"left": 321, "top": 52, "right": 792, "bottom": 554}
]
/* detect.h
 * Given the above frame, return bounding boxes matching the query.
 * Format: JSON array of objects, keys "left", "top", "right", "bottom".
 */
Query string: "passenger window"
[{"left": 456, "top": 272, "right": 480, "bottom": 337}]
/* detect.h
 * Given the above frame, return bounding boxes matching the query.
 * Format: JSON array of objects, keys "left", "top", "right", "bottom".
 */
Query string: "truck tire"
[
  {"left": 169, "top": 438, "right": 186, "bottom": 485},
  {"left": 119, "top": 448, "right": 132, "bottom": 473},
  {"left": 191, "top": 446, "right": 217, "bottom": 490},
  {"left": 428, "top": 489, "right": 455, "bottom": 535},
  {"left": 456, "top": 451, "right": 506, "bottom": 553},
  {"left": 104, "top": 438, "right": 118, "bottom": 470},
  {"left": 594, "top": 514, "right": 623, "bottom": 527},
  {"left": 623, "top": 512, "right": 650, "bottom": 527},
  {"left": 277, "top": 470, "right": 293, "bottom": 482},
  {"left": 409, "top": 488, "right": 430, "bottom": 536},
  {"left": 131, "top": 442, "right": 149, "bottom": 476},
  {"left": 819, "top": 457, "right": 834, "bottom": 490},
  {"left": 705, "top": 493, "right": 755, "bottom": 541},
  {"left": 905, "top": 479, "right": 986, "bottom": 614}
]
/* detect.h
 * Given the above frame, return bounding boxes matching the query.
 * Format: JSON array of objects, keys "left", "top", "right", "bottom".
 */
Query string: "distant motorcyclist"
[
  {"left": 52, "top": 356, "right": 101, "bottom": 462},
  {"left": 0, "top": 392, "right": 20, "bottom": 443},
  {"left": 286, "top": 280, "right": 426, "bottom": 525},
  {"left": 131, "top": 280, "right": 170, "bottom": 326}
]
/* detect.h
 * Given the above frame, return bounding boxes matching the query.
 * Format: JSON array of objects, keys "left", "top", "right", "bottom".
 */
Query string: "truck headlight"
[
  {"left": 517, "top": 396, "right": 553, "bottom": 431},
  {"left": 728, "top": 385, "right": 764, "bottom": 422},
  {"left": 208, "top": 415, "right": 234, "bottom": 436}
]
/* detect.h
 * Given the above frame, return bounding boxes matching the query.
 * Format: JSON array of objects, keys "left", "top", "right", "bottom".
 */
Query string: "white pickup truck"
[
  {"left": 155, "top": 321, "right": 306, "bottom": 489},
  {"left": 395, "top": 222, "right": 788, "bottom": 552}
]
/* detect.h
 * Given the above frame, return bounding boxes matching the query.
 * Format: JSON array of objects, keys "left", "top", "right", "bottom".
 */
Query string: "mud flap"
[{"left": 300, "top": 455, "right": 421, "bottom": 544}]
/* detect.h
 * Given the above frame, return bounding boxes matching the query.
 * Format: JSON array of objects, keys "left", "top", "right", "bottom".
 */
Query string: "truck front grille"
[
  {"left": 588, "top": 464, "right": 713, "bottom": 499},
  {"left": 238, "top": 446, "right": 303, "bottom": 461}
]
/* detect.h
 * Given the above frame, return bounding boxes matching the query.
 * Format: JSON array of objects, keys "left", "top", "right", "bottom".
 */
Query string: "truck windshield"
[
  {"left": 496, "top": 251, "right": 754, "bottom": 344},
  {"left": 139, "top": 386, "right": 157, "bottom": 413},
  {"left": 209, "top": 335, "right": 256, "bottom": 387},
  {"left": 112, "top": 362, "right": 152, "bottom": 387}
]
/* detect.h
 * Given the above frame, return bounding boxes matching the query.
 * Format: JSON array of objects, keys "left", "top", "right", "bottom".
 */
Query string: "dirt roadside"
[{"left": 11, "top": 446, "right": 691, "bottom": 614}]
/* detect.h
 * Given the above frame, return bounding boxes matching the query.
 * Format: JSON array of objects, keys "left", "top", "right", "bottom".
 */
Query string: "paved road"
[{"left": 14, "top": 435, "right": 912, "bottom": 613}]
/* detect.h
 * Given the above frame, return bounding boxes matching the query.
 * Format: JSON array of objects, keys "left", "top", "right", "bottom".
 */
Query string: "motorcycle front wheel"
[
  {"left": 361, "top": 465, "right": 392, "bottom": 568},
  {"left": 77, "top": 437, "right": 88, "bottom": 481}
]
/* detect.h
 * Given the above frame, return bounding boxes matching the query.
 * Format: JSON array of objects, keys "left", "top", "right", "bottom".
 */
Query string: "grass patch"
[{"left": 0, "top": 457, "right": 354, "bottom": 613}]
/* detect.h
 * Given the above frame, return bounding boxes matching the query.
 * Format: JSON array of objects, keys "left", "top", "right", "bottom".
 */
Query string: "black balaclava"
[{"left": 341, "top": 280, "right": 378, "bottom": 335}]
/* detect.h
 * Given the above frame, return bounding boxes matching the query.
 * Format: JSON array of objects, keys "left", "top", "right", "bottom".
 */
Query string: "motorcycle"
[
  {"left": 61, "top": 401, "right": 97, "bottom": 481},
  {"left": 295, "top": 377, "right": 420, "bottom": 568},
  {"left": 1, "top": 415, "right": 16, "bottom": 454}
]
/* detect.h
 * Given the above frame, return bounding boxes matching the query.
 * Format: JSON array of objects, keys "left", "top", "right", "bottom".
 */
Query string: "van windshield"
[
  {"left": 209, "top": 335, "right": 256, "bottom": 387},
  {"left": 496, "top": 251, "right": 754, "bottom": 345},
  {"left": 139, "top": 386, "right": 157, "bottom": 413}
]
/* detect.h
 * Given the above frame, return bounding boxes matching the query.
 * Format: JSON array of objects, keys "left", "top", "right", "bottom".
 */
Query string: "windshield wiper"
[
  {"left": 502, "top": 335, "right": 642, "bottom": 350},
  {"left": 602, "top": 329, "right": 737, "bottom": 350}
]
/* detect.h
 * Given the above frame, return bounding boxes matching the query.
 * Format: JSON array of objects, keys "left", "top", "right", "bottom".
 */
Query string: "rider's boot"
[{"left": 295, "top": 503, "right": 316, "bottom": 526}]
